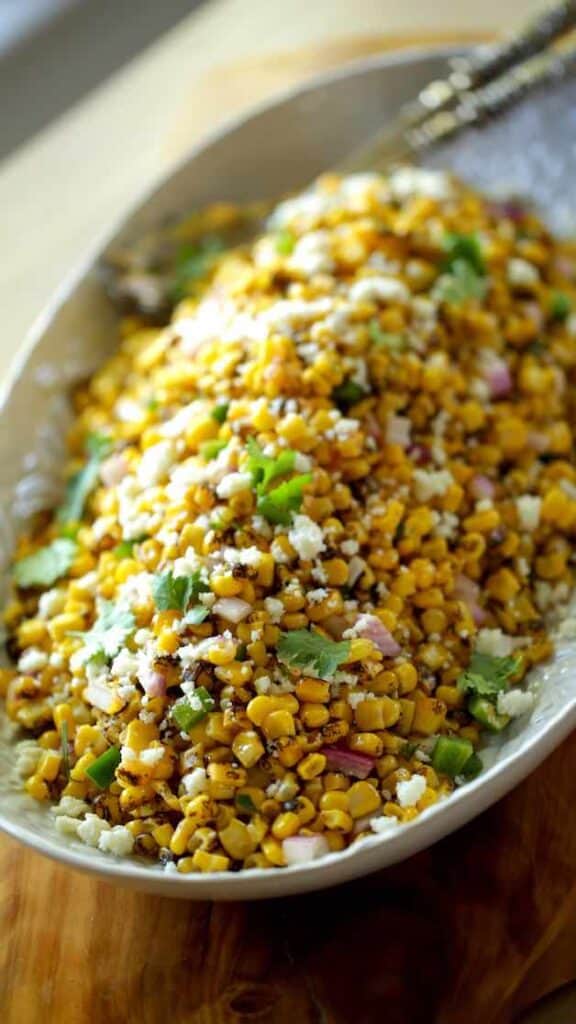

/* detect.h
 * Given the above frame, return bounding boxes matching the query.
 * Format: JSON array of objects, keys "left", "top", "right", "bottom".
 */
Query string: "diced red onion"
[
  {"left": 484, "top": 358, "right": 512, "bottom": 398},
  {"left": 100, "top": 453, "right": 129, "bottom": 487},
  {"left": 386, "top": 414, "right": 411, "bottom": 449},
  {"left": 283, "top": 835, "right": 330, "bottom": 865},
  {"left": 470, "top": 475, "right": 495, "bottom": 501},
  {"left": 139, "top": 668, "right": 167, "bottom": 698},
  {"left": 212, "top": 597, "right": 252, "bottom": 623},
  {"left": 408, "top": 444, "right": 431, "bottom": 466},
  {"left": 453, "top": 573, "right": 486, "bottom": 625},
  {"left": 322, "top": 746, "right": 376, "bottom": 779},
  {"left": 353, "top": 613, "right": 400, "bottom": 656}
]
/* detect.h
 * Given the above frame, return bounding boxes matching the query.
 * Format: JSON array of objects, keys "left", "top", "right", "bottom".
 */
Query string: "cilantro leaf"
[
  {"left": 332, "top": 379, "right": 368, "bottom": 408},
  {"left": 275, "top": 230, "right": 296, "bottom": 255},
  {"left": 246, "top": 438, "right": 297, "bottom": 492},
  {"left": 200, "top": 438, "right": 228, "bottom": 461},
  {"left": 14, "top": 538, "right": 77, "bottom": 588},
  {"left": 457, "top": 652, "right": 520, "bottom": 701},
  {"left": 433, "top": 260, "right": 487, "bottom": 305},
  {"left": 278, "top": 629, "right": 350, "bottom": 680},
  {"left": 369, "top": 321, "right": 407, "bottom": 350},
  {"left": 57, "top": 432, "right": 112, "bottom": 525},
  {"left": 257, "top": 474, "right": 311, "bottom": 525},
  {"left": 170, "top": 236, "right": 224, "bottom": 301},
  {"left": 443, "top": 232, "right": 486, "bottom": 275},
  {"left": 113, "top": 536, "right": 148, "bottom": 559},
  {"left": 152, "top": 570, "right": 209, "bottom": 612},
  {"left": 71, "top": 600, "right": 136, "bottom": 660},
  {"left": 183, "top": 605, "right": 210, "bottom": 625}
]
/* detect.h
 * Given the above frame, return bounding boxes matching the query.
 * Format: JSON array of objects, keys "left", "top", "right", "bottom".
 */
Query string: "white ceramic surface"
[{"left": 2, "top": 46, "right": 576, "bottom": 900}]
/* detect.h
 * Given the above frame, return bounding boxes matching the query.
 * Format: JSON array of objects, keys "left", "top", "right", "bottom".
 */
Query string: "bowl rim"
[{"left": 4, "top": 40, "right": 572, "bottom": 899}]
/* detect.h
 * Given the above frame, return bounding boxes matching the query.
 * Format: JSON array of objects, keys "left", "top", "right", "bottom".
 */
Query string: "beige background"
[{"left": 0, "top": 0, "right": 537, "bottom": 379}]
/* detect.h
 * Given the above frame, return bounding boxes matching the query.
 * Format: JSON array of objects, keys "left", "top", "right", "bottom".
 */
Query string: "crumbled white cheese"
[
  {"left": 288, "top": 230, "right": 334, "bottom": 276},
  {"left": 413, "top": 468, "right": 453, "bottom": 501},
  {"left": 370, "top": 815, "right": 401, "bottom": 835},
  {"left": 516, "top": 495, "right": 542, "bottom": 532},
  {"left": 507, "top": 257, "right": 539, "bottom": 288},
  {"left": 137, "top": 440, "right": 175, "bottom": 486},
  {"left": 264, "top": 598, "right": 284, "bottom": 623},
  {"left": 390, "top": 166, "right": 453, "bottom": 201},
  {"left": 254, "top": 676, "right": 272, "bottom": 694},
  {"left": 475, "top": 628, "right": 515, "bottom": 658},
  {"left": 15, "top": 740, "right": 42, "bottom": 778},
  {"left": 37, "top": 588, "right": 66, "bottom": 620},
  {"left": 350, "top": 276, "right": 409, "bottom": 305},
  {"left": 180, "top": 767, "right": 208, "bottom": 797},
  {"left": 54, "top": 815, "right": 82, "bottom": 837},
  {"left": 307, "top": 588, "right": 329, "bottom": 605},
  {"left": 98, "top": 825, "right": 135, "bottom": 857},
  {"left": 52, "top": 796, "right": 89, "bottom": 818},
  {"left": 288, "top": 515, "right": 326, "bottom": 562},
  {"left": 77, "top": 813, "right": 111, "bottom": 847},
  {"left": 262, "top": 298, "right": 332, "bottom": 334},
  {"left": 341, "top": 539, "right": 359, "bottom": 556},
  {"left": 216, "top": 472, "right": 252, "bottom": 498},
  {"left": 497, "top": 688, "right": 534, "bottom": 717},
  {"left": 396, "top": 774, "right": 427, "bottom": 808},
  {"left": 17, "top": 648, "right": 48, "bottom": 673}
]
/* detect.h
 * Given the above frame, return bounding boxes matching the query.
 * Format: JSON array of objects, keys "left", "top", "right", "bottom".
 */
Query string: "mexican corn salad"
[{"left": 4, "top": 167, "right": 576, "bottom": 873}]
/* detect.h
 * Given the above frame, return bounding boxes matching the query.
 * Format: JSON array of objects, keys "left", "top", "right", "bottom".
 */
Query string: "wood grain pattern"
[{"left": 2, "top": 30, "right": 576, "bottom": 1024}]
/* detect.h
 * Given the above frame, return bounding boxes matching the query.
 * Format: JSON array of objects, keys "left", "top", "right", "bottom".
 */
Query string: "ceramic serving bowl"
[{"left": 2, "top": 46, "right": 576, "bottom": 900}]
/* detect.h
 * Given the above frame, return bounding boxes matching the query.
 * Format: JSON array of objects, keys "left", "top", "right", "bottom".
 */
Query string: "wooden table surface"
[{"left": 2, "top": 11, "right": 576, "bottom": 1023}]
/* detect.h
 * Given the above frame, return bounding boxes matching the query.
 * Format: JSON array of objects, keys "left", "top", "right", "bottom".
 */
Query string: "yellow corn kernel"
[
  {"left": 319, "top": 791, "right": 350, "bottom": 812},
  {"left": 411, "top": 691, "right": 447, "bottom": 735},
  {"left": 152, "top": 823, "right": 174, "bottom": 848},
  {"left": 541, "top": 486, "right": 576, "bottom": 528},
  {"left": 324, "top": 832, "right": 346, "bottom": 852},
  {"left": 70, "top": 751, "right": 96, "bottom": 782},
  {"left": 246, "top": 694, "right": 298, "bottom": 725},
  {"left": 219, "top": 817, "right": 256, "bottom": 859},
  {"left": 349, "top": 732, "right": 383, "bottom": 758},
  {"left": 257, "top": 553, "right": 275, "bottom": 587},
  {"left": 37, "top": 749, "right": 62, "bottom": 782},
  {"left": 323, "top": 558, "right": 349, "bottom": 586},
  {"left": 62, "top": 779, "right": 89, "bottom": 799},
  {"left": 205, "top": 712, "right": 233, "bottom": 745},
  {"left": 205, "top": 637, "right": 238, "bottom": 665},
  {"left": 262, "top": 710, "right": 295, "bottom": 739},
  {"left": 294, "top": 796, "right": 316, "bottom": 824},
  {"left": 207, "top": 763, "right": 247, "bottom": 790},
  {"left": 25, "top": 774, "right": 49, "bottom": 801},
  {"left": 232, "top": 730, "right": 265, "bottom": 768},
  {"left": 300, "top": 704, "right": 330, "bottom": 729},
  {"left": 17, "top": 619, "right": 48, "bottom": 647},
  {"left": 295, "top": 678, "right": 330, "bottom": 703},
  {"left": 535, "top": 552, "right": 568, "bottom": 580},
  {"left": 486, "top": 568, "right": 520, "bottom": 602},
  {"left": 53, "top": 703, "right": 75, "bottom": 733},
  {"left": 271, "top": 812, "right": 301, "bottom": 840},
  {"left": 376, "top": 755, "right": 399, "bottom": 778},
  {"left": 156, "top": 627, "right": 180, "bottom": 655},
  {"left": 355, "top": 696, "right": 400, "bottom": 730},
  {"left": 114, "top": 558, "right": 141, "bottom": 584},
  {"left": 211, "top": 574, "right": 244, "bottom": 597},
  {"left": 347, "top": 781, "right": 381, "bottom": 819},
  {"left": 396, "top": 698, "right": 416, "bottom": 736},
  {"left": 190, "top": 849, "right": 231, "bottom": 873},
  {"left": 261, "top": 837, "right": 286, "bottom": 867},
  {"left": 320, "top": 809, "right": 353, "bottom": 832},
  {"left": 38, "top": 730, "right": 60, "bottom": 750},
  {"left": 347, "top": 638, "right": 378, "bottom": 662},
  {"left": 421, "top": 608, "right": 448, "bottom": 635},
  {"left": 170, "top": 818, "right": 198, "bottom": 856},
  {"left": 47, "top": 612, "right": 86, "bottom": 642},
  {"left": 124, "top": 719, "right": 158, "bottom": 751},
  {"left": 297, "top": 753, "right": 327, "bottom": 780},
  {"left": 329, "top": 700, "right": 353, "bottom": 723},
  {"left": 277, "top": 738, "right": 305, "bottom": 768},
  {"left": 436, "top": 685, "right": 465, "bottom": 709},
  {"left": 324, "top": 772, "right": 350, "bottom": 791}
]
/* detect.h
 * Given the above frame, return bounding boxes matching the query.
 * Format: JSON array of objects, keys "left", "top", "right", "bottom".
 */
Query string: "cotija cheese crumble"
[{"left": 4, "top": 167, "right": 576, "bottom": 873}]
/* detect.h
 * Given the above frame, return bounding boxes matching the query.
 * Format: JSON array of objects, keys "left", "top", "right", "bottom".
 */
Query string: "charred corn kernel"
[
  {"left": 277, "top": 738, "right": 304, "bottom": 767},
  {"left": 205, "top": 712, "right": 234, "bottom": 744},
  {"left": 271, "top": 812, "right": 301, "bottom": 840},
  {"left": 320, "top": 809, "right": 353, "bottom": 832},
  {"left": 396, "top": 699, "right": 416, "bottom": 736},
  {"left": 232, "top": 730, "right": 265, "bottom": 767},
  {"left": 190, "top": 849, "right": 230, "bottom": 872},
  {"left": 412, "top": 692, "right": 447, "bottom": 735},
  {"left": 261, "top": 709, "right": 295, "bottom": 739},
  {"left": 349, "top": 732, "right": 383, "bottom": 758},
  {"left": 355, "top": 696, "right": 400, "bottom": 730},
  {"left": 347, "top": 781, "right": 381, "bottom": 818},
  {"left": 219, "top": 817, "right": 256, "bottom": 859},
  {"left": 206, "top": 763, "right": 247, "bottom": 789},
  {"left": 295, "top": 678, "right": 330, "bottom": 703},
  {"left": 319, "top": 791, "right": 349, "bottom": 812},
  {"left": 37, "top": 749, "right": 62, "bottom": 782},
  {"left": 211, "top": 574, "right": 244, "bottom": 597},
  {"left": 152, "top": 823, "right": 174, "bottom": 847},
  {"left": 300, "top": 704, "right": 330, "bottom": 729},
  {"left": 297, "top": 753, "right": 327, "bottom": 780},
  {"left": 261, "top": 837, "right": 286, "bottom": 866},
  {"left": 25, "top": 774, "right": 49, "bottom": 801}
]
